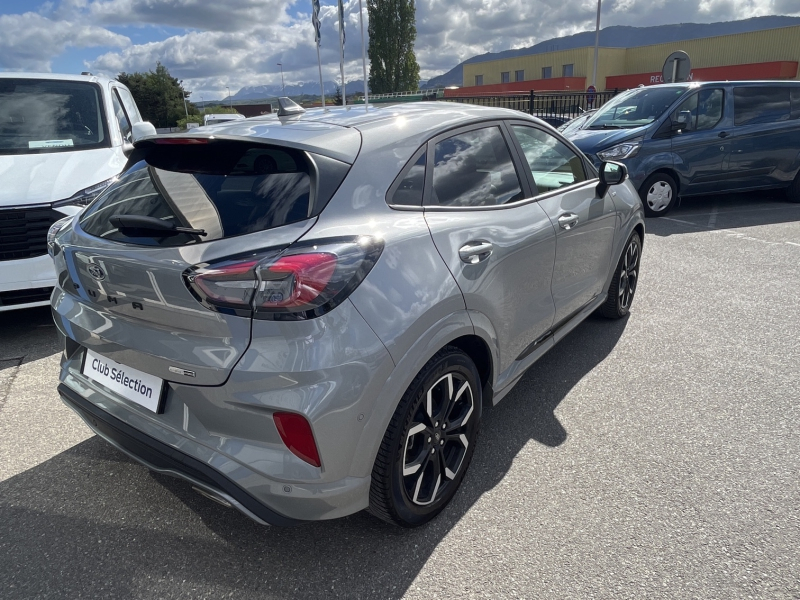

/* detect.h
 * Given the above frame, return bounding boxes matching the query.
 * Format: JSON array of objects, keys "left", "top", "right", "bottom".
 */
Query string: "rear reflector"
[{"left": 273, "top": 412, "right": 321, "bottom": 467}]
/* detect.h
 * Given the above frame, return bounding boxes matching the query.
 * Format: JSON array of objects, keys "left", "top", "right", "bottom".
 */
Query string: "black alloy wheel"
[
  {"left": 599, "top": 232, "right": 641, "bottom": 319},
  {"left": 369, "top": 347, "right": 481, "bottom": 527}
]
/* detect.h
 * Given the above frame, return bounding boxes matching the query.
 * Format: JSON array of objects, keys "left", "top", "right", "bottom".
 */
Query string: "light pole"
[
  {"left": 277, "top": 63, "right": 285, "bottom": 94},
  {"left": 591, "top": 0, "right": 601, "bottom": 88},
  {"left": 225, "top": 86, "right": 232, "bottom": 109},
  {"left": 200, "top": 95, "right": 204, "bottom": 114}
]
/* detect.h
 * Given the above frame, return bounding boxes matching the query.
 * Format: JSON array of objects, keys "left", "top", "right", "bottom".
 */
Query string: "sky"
[{"left": 1, "top": 0, "right": 799, "bottom": 100}]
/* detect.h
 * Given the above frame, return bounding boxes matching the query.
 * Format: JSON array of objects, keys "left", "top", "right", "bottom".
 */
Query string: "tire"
[
  {"left": 786, "top": 172, "right": 800, "bottom": 203},
  {"left": 369, "top": 347, "right": 482, "bottom": 527},
  {"left": 598, "top": 232, "right": 642, "bottom": 319},
  {"left": 639, "top": 173, "right": 677, "bottom": 217}
]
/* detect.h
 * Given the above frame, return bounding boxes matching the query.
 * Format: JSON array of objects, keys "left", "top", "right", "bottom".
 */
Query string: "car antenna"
[{"left": 277, "top": 97, "right": 305, "bottom": 117}]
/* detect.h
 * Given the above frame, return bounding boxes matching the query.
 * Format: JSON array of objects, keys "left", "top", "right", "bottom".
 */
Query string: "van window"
[
  {"left": 791, "top": 88, "right": 800, "bottom": 120},
  {"left": 587, "top": 86, "right": 686, "bottom": 130},
  {"left": 112, "top": 90, "right": 132, "bottom": 143},
  {"left": 674, "top": 89, "right": 724, "bottom": 131},
  {"left": 0, "top": 78, "right": 109, "bottom": 155},
  {"left": 79, "top": 143, "right": 314, "bottom": 247},
  {"left": 115, "top": 87, "right": 141, "bottom": 124},
  {"left": 734, "top": 87, "right": 791, "bottom": 126}
]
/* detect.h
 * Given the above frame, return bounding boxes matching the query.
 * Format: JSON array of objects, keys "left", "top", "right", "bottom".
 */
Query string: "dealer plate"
[{"left": 82, "top": 349, "right": 164, "bottom": 413}]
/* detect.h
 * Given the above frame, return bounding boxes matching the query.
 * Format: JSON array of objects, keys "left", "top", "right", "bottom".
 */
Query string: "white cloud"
[
  {"left": 85, "top": 0, "right": 291, "bottom": 32},
  {"left": 2, "top": 0, "right": 799, "bottom": 93},
  {"left": 0, "top": 12, "right": 129, "bottom": 71}
]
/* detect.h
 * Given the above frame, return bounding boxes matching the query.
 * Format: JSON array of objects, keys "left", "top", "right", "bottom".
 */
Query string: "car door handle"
[
  {"left": 459, "top": 241, "right": 493, "bottom": 264},
  {"left": 718, "top": 131, "right": 729, "bottom": 139},
  {"left": 558, "top": 213, "right": 579, "bottom": 230}
]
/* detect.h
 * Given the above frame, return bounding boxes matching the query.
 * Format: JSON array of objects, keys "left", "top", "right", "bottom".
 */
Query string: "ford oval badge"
[{"left": 87, "top": 264, "right": 106, "bottom": 281}]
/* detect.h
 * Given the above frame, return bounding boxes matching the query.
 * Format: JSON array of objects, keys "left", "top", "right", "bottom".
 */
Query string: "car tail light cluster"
[{"left": 183, "top": 236, "right": 383, "bottom": 320}]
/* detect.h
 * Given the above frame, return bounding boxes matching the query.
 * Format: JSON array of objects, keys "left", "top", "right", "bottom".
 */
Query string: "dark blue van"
[{"left": 566, "top": 81, "right": 800, "bottom": 216}]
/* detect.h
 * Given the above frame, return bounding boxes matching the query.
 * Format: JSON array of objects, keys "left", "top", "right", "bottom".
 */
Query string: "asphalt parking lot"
[{"left": 1, "top": 192, "right": 798, "bottom": 599}]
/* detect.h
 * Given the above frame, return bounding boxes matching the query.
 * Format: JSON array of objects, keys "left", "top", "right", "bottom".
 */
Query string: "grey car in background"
[{"left": 50, "top": 102, "right": 644, "bottom": 527}]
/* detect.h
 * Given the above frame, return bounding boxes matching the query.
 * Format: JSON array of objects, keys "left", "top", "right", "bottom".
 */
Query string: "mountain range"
[{"left": 231, "top": 80, "right": 366, "bottom": 101}]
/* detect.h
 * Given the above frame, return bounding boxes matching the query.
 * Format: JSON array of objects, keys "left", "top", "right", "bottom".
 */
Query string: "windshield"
[
  {"left": 558, "top": 111, "right": 595, "bottom": 135},
  {"left": 586, "top": 86, "right": 688, "bottom": 129},
  {"left": 0, "top": 78, "right": 109, "bottom": 155}
]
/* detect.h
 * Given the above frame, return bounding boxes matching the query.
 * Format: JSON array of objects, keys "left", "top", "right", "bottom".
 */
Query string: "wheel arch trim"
[{"left": 347, "top": 310, "right": 496, "bottom": 479}]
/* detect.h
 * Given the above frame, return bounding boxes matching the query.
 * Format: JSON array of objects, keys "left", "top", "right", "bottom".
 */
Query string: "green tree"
[
  {"left": 333, "top": 85, "right": 343, "bottom": 106},
  {"left": 367, "top": 0, "right": 421, "bottom": 94},
  {"left": 117, "top": 62, "right": 194, "bottom": 128}
]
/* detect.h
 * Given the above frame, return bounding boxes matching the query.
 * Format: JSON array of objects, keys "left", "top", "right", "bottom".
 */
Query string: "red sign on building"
[{"left": 605, "top": 61, "right": 798, "bottom": 90}]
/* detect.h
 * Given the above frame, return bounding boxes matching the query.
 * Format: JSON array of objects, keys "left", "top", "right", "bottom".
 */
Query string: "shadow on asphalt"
[
  {"left": 0, "top": 306, "right": 59, "bottom": 368},
  {"left": 647, "top": 190, "right": 800, "bottom": 236},
  {"left": 0, "top": 310, "right": 628, "bottom": 599}
]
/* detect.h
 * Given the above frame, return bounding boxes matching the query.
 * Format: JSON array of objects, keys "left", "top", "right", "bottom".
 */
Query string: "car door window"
[
  {"left": 111, "top": 89, "right": 132, "bottom": 143},
  {"left": 674, "top": 89, "right": 724, "bottom": 131},
  {"left": 430, "top": 126, "right": 524, "bottom": 207},
  {"left": 510, "top": 125, "right": 586, "bottom": 194}
]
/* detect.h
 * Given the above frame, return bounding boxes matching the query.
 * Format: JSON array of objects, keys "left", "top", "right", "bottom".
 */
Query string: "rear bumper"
[{"left": 59, "top": 383, "right": 302, "bottom": 527}]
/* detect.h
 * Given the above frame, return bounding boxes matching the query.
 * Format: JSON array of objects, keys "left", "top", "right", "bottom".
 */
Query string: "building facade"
[{"left": 456, "top": 24, "right": 800, "bottom": 95}]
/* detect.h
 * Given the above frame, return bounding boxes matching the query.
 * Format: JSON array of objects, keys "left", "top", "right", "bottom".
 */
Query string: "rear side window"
[
  {"left": 430, "top": 126, "right": 523, "bottom": 207},
  {"left": 79, "top": 143, "right": 314, "bottom": 247},
  {"left": 388, "top": 151, "right": 426, "bottom": 206},
  {"left": 734, "top": 87, "right": 791, "bottom": 126}
]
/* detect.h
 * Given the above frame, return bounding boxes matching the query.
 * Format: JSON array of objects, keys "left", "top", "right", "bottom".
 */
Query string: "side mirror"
[
  {"left": 122, "top": 141, "right": 135, "bottom": 157},
  {"left": 131, "top": 121, "right": 157, "bottom": 143},
  {"left": 597, "top": 161, "right": 628, "bottom": 197},
  {"left": 672, "top": 110, "right": 693, "bottom": 132}
]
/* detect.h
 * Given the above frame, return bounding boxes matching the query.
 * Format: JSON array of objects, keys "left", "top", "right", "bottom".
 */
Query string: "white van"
[
  {"left": 0, "top": 73, "right": 153, "bottom": 311},
  {"left": 203, "top": 113, "right": 245, "bottom": 126}
]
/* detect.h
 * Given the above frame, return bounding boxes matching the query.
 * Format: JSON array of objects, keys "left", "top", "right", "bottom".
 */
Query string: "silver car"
[{"left": 50, "top": 102, "right": 644, "bottom": 527}]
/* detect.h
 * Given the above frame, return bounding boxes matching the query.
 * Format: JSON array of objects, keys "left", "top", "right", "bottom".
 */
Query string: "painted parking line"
[
  {"left": 707, "top": 201, "right": 719, "bottom": 228},
  {"left": 661, "top": 216, "right": 800, "bottom": 249},
  {"left": 674, "top": 204, "right": 800, "bottom": 218}
]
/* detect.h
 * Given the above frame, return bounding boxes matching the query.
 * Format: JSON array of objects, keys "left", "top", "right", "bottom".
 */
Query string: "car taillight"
[
  {"left": 273, "top": 412, "right": 321, "bottom": 467},
  {"left": 183, "top": 236, "right": 383, "bottom": 320}
]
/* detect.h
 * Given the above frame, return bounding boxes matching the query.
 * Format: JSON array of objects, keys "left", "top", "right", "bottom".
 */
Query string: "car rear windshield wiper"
[{"left": 109, "top": 215, "right": 207, "bottom": 236}]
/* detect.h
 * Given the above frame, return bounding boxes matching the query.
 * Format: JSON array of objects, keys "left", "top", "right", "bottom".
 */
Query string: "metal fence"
[{"left": 440, "top": 90, "right": 621, "bottom": 126}]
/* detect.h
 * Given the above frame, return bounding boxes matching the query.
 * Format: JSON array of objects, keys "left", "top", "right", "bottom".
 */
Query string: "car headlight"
[
  {"left": 597, "top": 139, "right": 642, "bottom": 161},
  {"left": 47, "top": 215, "right": 74, "bottom": 257},
  {"left": 52, "top": 176, "right": 118, "bottom": 209}
]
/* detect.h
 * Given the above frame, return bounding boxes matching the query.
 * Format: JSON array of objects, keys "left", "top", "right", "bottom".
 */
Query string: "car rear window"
[{"left": 79, "top": 143, "right": 318, "bottom": 246}]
